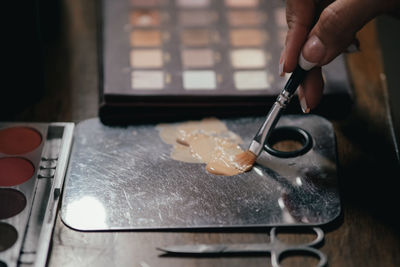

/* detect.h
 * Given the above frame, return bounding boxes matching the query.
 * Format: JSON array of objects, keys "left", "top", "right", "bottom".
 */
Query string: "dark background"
[{"left": 377, "top": 15, "right": 400, "bottom": 162}]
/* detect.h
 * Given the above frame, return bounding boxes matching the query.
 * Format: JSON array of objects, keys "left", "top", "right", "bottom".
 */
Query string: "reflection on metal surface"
[
  {"left": 63, "top": 196, "right": 107, "bottom": 229},
  {"left": 295, "top": 176, "right": 303, "bottom": 186},
  {"left": 61, "top": 115, "right": 340, "bottom": 230}
]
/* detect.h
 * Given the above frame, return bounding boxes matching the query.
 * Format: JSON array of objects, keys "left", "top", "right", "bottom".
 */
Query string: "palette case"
[
  {"left": 98, "top": 0, "right": 353, "bottom": 124},
  {"left": 0, "top": 123, "right": 74, "bottom": 267}
]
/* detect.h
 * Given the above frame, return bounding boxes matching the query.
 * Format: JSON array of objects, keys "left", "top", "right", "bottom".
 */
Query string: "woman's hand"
[{"left": 280, "top": 0, "right": 400, "bottom": 112}]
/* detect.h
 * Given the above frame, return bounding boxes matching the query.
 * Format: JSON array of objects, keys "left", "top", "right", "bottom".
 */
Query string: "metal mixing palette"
[{"left": 61, "top": 115, "right": 340, "bottom": 231}]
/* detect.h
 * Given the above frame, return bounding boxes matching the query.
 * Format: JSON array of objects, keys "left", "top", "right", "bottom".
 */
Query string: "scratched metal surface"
[{"left": 60, "top": 115, "right": 340, "bottom": 230}]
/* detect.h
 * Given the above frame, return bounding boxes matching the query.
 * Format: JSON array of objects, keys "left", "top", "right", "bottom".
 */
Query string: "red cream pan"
[
  {"left": 0, "top": 126, "right": 42, "bottom": 155},
  {"left": 0, "top": 157, "right": 35, "bottom": 186}
]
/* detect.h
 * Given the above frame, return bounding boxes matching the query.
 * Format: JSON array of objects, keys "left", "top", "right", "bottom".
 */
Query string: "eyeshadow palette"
[
  {"left": 99, "top": 0, "right": 353, "bottom": 124},
  {"left": 61, "top": 115, "right": 340, "bottom": 230},
  {"left": 0, "top": 122, "right": 74, "bottom": 267}
]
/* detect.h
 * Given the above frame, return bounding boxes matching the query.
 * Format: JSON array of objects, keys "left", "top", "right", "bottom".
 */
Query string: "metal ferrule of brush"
[{"left": 249, "top": 89, "right": 293, "bottom": 156}]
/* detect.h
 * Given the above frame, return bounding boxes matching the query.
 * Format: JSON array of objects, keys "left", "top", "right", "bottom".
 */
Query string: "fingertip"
[
  {"left": 284, "top": 24, "right": 310, "bottom": 72},
  {"left": 285, "top": 0, "right": 316, "bottom": 71},
  {"left": 301, "top": 67, "right": 324, "bottom": 110},
  {"left": 301, "top": 35, "right": 326, "bottom": 65}
]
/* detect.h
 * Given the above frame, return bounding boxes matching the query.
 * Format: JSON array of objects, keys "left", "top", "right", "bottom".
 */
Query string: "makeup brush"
[{"left": 235, "top": 55, "right": 316, "bottom": 171}]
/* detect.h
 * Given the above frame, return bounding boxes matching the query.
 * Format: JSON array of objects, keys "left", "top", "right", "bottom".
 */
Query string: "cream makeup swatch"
[{"left": 157, "top": 118, "right": 246, "bottom": 176}]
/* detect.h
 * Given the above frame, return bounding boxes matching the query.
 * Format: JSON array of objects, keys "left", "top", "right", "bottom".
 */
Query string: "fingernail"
[
  {"left": 298, "top": 87, "right": 310, "bottom": 114},
  {"left": 279, "top": 59, "right": 285, "bottom": 77},
  {"left": 300, "top": 97, "right": 310, "bottom": 113},
  {"left": 279, "top": 48, "right": 285, "bottom": 76},
  {"left": 302, "top": 35, "right": 326, "bottom": 64}
]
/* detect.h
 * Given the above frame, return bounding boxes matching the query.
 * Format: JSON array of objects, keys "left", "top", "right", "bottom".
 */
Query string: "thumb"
[{"left": 302, "top": 0, "right": 383, "bottom": 65}]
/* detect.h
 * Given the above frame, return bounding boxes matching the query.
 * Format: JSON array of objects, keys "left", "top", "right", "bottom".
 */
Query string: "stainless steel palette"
[{"left": 61, "top": 115, "right": 340, "bottom": 231}]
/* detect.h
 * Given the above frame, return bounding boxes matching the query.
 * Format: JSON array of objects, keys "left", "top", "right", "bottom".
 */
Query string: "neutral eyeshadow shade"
[
  {"left": 131, "top": 0, "right": 168, "bottom": 6},
  {"left": 176, "top": 0, "right": 210, "bottom": 8},
  {"left": 182, "top": 49, "right": 214, "bottom": 67},
  {"left": 130, "top": 49, "right": 163, "bottom": 68},
  {"left": 130, "top": 30, "right": 162, "bottom": 47},
  {"left": 227, "top": 11, "right": 264, "bottom": 26},
  {"left": 225, "top": 0, "right": 258, "bottom": 8},
  {"left": 0, "top": 188, "right": 26, "bottom": 219},
  {"left": 181, "top": 29, "right": 210, "bottom": 46},
  {"left": 0, "top": 127, "right": 42, "bottom": 155},
  {"left": 183, "top": 71, "right": 216, "bottom": 90},
  {"left": 230, "top": 29, "right": 265, "bottom": 47},
  {"left": 0, "top": 223, "right": 18, "bottom": 252},
  {"left": 274, "top": 7, "right": 287, "bottom": 27},
  {"left": 130, "top": 10, "right": 161, "bottom": 26},
  {"left": 234, "top": 71, "right": 271, "bottom": 90},
  {"left": 179, "top": 10, "right": 216, "bottom": 26},
  {"left": 0, "top": 157, "right": 35, "bottom": 186},
  {"left": 230, "top": 49, "right": 266, "bottom": 68},
  {"left": 132, "top": 71, "right": 164, "bottom": 89}
]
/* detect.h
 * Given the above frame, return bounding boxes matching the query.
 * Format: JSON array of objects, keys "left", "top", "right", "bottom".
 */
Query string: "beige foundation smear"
[{"left": 157, "top": 118, "right": 246, "bottom": 176}]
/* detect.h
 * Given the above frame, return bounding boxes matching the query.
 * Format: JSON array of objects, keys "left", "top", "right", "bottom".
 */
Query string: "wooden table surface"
[{"left": 16, "top": 1, "right": 400, "bottom": 266}]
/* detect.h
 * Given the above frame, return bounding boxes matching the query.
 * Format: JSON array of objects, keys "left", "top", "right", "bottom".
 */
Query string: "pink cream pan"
[{"left": 0, "top": 122, "right": 74, "bottom": 267}]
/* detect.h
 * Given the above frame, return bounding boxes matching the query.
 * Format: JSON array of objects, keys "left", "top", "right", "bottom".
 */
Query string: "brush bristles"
[{"left": 234, "top": 150, "right": 257, "bottom": 172}]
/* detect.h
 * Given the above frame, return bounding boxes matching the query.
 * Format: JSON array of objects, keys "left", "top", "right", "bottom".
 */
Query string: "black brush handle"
[
  {"left": 284, "top": 53, "right": 318, "bottom": 95},
  {"left": 284, "top": 65, "right": 308, "bottom": 95},
  {"left": 249, "top": 56, "right": 316, "bottom": 155}
]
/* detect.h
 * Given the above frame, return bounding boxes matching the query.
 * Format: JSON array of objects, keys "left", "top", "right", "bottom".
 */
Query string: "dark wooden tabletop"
[{"left": 15, "top": 1, "right": 400, "bottom": 266}]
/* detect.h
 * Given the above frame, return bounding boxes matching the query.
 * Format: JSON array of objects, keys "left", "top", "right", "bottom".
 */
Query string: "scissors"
[{"left": 158, "top": 227, "right": 327, "bottom": 267}]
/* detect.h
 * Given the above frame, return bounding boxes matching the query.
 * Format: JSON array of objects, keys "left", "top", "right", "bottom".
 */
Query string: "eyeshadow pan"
[
  {"left": 0, "top": 222, "right": 18, "bottom": 252},
  {"left": 130, "top": 49, "right": 163, "bottom": 68},
  {"left": 179, "top": 10, "right": 216, "bottom": 26},
  {"left": 230, "top": 49, "right": 267, "bottom": 68},
  {"left": 230, "top": 29, "right": 265, "bottom": 47},
  {"left": 183, "top": 71, "right": 216, "bottom": 90},
  {"left": 130, "top": 10, "right": 161, "bottom": 26},
  {"left": 130, "top": 30, "right": 162, "bottom": 47},
  {"left": 176, "top": 0, "right": 210, "bottom": 8},
  {"left": 234, "top": 71, "right": 271, "bottom": 90},
  {"left": 0, "top": 157, "right": 35, "bottom": 186},
  {"left": 131, "top": 0, "right": 168, "bottom": 6},
  {"left": 181, "top": 29, "right": 211, "bottom": 46},
  {"left": 225, "top": 0, "right": 258, "bottom": 8},
  {"left": 0, "top": 127, "right": 42, "bottom": 155},
  {"left": 0, "top": 188, "right": 26, "bottom": 219},
  {"left": 227, "top": 10, "right": 264, "bottom": 26},
  {"left": 132, "top": 71, "right": 164, "bottom": 89},
  {"left": 182, "top": 49, "right": 214, "bottom": 67}
]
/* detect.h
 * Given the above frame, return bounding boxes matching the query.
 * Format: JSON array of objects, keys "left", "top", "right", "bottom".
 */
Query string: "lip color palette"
[
  {"left": 0, "top": 122, "right": 74, "bottom": 267},
  {"left": 99, "top": 0, "right": 353, "bottom": 124}
]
